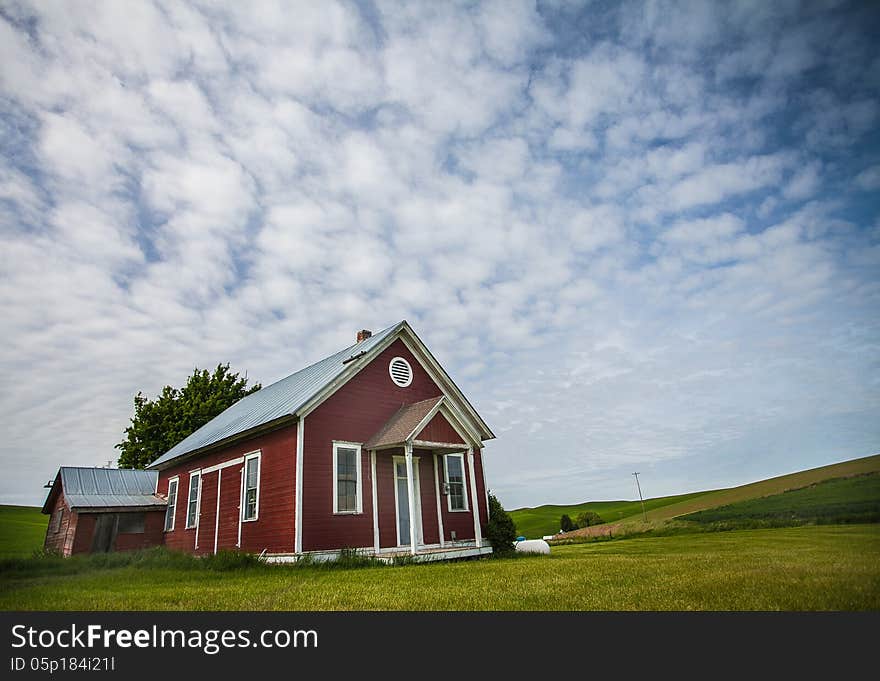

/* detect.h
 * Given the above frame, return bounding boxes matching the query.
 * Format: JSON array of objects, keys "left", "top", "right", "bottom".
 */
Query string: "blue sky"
[{"left": 1, "top": 0, "right": 878, "bottom": 509}]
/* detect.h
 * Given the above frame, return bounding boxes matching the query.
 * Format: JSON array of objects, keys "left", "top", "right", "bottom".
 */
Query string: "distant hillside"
[
  {"left": 0, "top": 505, "right": 47, "bottom": 559},
  {"left": 509, "top": 490, "right": 715, "bottom": 539},
  {"left": 511, "top": 454, "right": 880, "bottom": 539}
]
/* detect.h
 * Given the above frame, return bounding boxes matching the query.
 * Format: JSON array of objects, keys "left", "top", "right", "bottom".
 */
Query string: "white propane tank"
[{"left": 515, "top": 539, "right": 550, "bottom": 555}]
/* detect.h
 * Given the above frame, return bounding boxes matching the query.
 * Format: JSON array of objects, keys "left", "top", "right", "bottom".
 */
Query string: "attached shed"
[{"left": 41, "top": 467, "right": 167, "bottom": 556}]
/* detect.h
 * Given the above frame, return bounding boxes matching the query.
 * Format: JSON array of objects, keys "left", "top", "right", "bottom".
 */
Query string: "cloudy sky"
[{"left": 1, "top": 0, "right": 878, "bottom": 509}]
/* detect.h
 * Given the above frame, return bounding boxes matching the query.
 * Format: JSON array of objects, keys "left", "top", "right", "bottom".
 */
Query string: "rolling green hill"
[
  {"left": 681, "top": 472, "right": 880, "bottom": 527},
  {"left": 511, "top": 454, "right": 880, "bottom": 539},
  {"left": 509, "top": 490, "right": 715, "bottom": 539},
  {"left": 0, "top": 505, "right": 47, "bottom": 559}
]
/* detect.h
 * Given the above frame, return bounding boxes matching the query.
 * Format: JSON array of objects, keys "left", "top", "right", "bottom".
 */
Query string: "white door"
[{"left": 394, "top": 457, "right": 423, "bottom": 547}]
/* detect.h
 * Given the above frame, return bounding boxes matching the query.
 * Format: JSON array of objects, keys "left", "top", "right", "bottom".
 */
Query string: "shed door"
[{"left": 91, "top": 514, "right": 118, "bottom": 553}]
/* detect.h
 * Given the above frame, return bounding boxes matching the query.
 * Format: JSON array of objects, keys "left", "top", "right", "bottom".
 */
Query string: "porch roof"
[{"left": 364, "top": 396, "right": 443, "bottom": 449}]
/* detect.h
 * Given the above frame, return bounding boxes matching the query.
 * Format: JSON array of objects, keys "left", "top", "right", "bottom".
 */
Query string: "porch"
[{"left": 264, "top": 540, "right": 493, "bottom": 564}]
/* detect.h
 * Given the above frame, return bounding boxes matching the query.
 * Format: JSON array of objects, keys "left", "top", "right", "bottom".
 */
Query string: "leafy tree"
[
  {"left": 575, "top": 511, "right": 604, "bottom": 528},
  {"left": 116, "top": 364, "right": 261, "bottom": 469},
  {"left": 485, "top": 492, "right": 517, "bottom": 556},
  {"left": 560, "top": 514, "right": 578, "bottom": 532}
]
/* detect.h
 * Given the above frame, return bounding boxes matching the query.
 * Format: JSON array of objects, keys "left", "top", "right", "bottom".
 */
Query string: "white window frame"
[
  {"left": 185, "top": 471, "right": 201, "bottom": 529},
  {"left": 165, "top": 477, "right": 179, "bottom": 532},
  {"left": 241, "top": 451, "right": 261, "bottom": 522},
  {"left": 332, "top": 441, "right": 363, "bottom": 515},
  {"left": 444, "top": 453, "right": 469, "bottom": 512}
]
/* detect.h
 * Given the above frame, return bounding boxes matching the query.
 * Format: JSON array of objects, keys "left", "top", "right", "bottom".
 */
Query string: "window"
[
  {"left": 117, "top": 513, "right": 145, "bottom": 534},
  {"left": 51, "top": 508, "right": 63, "bottom": 534},
  {"left": 242, "top": 453, "right": 260, "bottom": 521},
  {"left": 186, "top": 472, "right": 201, "bottom": 529},
  {"left": 333, "top": 442, "right": 362, "bottom": 514},
  {"left": 444, "top": 453, "right": 468, "bottom": 512},
  {"left": 164, "top": 478, "right": 178, "bottom": 531},
  {"left": 388, "top": 356, "right": 413, "bottom": 387}
]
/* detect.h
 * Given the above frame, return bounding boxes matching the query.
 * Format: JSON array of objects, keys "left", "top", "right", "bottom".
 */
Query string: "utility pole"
[{"left": 632, "top": 472, "right": 647, "bottom": 523}]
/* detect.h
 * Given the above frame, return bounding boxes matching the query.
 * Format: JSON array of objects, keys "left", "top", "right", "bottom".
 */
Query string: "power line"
[{"left": 632, "top": 472, "right": 647, "bottom": 523}]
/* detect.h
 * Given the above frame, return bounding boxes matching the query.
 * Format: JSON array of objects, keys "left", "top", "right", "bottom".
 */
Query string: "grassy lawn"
[
  {"left": 2, "top": 525, "right": 877, "bottom": 611},
  {"left": 0, "top": 505, "right": 47, "bottom": 559}
]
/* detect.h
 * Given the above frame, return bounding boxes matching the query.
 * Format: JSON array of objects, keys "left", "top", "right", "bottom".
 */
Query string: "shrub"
[
  {"left": 485, "top": 492, "right": 517, "bottom": 556},
  {"left": 575, "top": 511, "right": 604, "bottom": 527},
  {"left": 560, "top": 514, "right": 578, "bottom": 532}
]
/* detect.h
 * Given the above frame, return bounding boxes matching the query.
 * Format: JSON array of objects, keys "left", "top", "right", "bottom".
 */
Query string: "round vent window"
[{"left": 389, "top": 357, "right": 413, "bottom": 387}]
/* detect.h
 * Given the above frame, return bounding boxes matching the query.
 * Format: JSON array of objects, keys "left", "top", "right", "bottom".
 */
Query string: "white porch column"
[
  {"left": 404, "top": 441, "right": 418, "bottom": 555},
  {"left": 294, "top": 416, "right": 305, "bottom": 554},
  {"left": 371, "top": 450, "right": 379, "bottom": 554},
  {"left": 433, "top": 453, "right": 445, "bottom": 547},
  {"left": 213, "top": 469, "right": 222, "bottom": 555},
  {"left": 467, "top": 447, "right": 482, "bottom": 548}
]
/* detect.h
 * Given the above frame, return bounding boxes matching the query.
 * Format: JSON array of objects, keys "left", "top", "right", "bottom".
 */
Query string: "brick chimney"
[{"left": 357, "top": 329, "right": 372, "bottom": 343}]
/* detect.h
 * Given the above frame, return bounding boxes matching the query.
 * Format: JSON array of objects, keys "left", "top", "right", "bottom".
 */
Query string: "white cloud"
[{"left": 0, "top": 0, "right": 877, "bottom": 510}]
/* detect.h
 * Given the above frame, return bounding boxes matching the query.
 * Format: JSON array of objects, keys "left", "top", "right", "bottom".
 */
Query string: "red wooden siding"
[
  {"left": 71, "top": 514, "right": 95, "bottom": 554},
  {"left": 416, "top": 412, "right": 466, "bottom": 444},
  {"left": 302, "top": 338, "right": 444, "bottom": 551},
  {"left": 43, "top": 494, "right": 75, "bottom": 556},
  {"left": 474, "top": 448, "right": 488, "bottom": 528},
  {"left": 157, "top": 423, "right": 297, "bottom": 555},
  {"left": 114, "top": 511, "right": 165, "bottom": 552},
  {"left": 376, "top": 451, "right": 398, "bottom": 548},
  {"left": 437, "top": 449, "right": 479, "bottom": 542},
  {"left": 417, "top": 452, "right": 440, "bottom": 545}
]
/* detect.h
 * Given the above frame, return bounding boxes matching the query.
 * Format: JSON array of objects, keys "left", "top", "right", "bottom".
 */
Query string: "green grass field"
[
  {"left": 514, "top": 454, "right": 880, "bottom": 538},
  {"left": 682, "top": 472, "right": 880, "bottom": 526},
  {"left": 1, "top": 526, "right": 877, "bottom": 610},
  {"left": 0, "top": 505, "right": 47, "bottom": 559}
]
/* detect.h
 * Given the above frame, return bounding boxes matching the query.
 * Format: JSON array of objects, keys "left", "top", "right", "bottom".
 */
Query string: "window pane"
[
  {"left": 246, "top": 458, "right": 258, "bottom": 489},
  {"left": 447, "top": 455, "right": 463, "bottom": 483},
  {"left": 118, "top": 513, "right": 145, "bottom": 534},
  {"left": 187, "top": 474, "right": 199, "bottom": 527},
  {"left": 450, "top": 483, "right": 465, "bottom": 510},
  {"left": 245, "top": 488, "right": 257, "bottom": 519},
  {"left": 446, "top": 456, "right": 466, "bottom": 511},
  {"left": 165, "top": 480, "right": 177, "bottom": 531},
  {"left": 336, "top": 447, "right": 359, "bottom": 512}
]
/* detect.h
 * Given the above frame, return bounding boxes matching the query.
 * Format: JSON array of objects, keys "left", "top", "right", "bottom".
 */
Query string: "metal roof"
[
  {"left": 55, "top": 467, "right": 164, "bottom": 510},
  {"left": 148, "top": 322, "right": 403, "bottom": 469}
]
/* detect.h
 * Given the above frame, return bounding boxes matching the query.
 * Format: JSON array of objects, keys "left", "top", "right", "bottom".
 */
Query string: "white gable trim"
[
  {"left": 397, "top": 330, "right": 494, "bottom": 440},
  {"left": 297, "top": 322, "right": 493, "bottom": 443}
]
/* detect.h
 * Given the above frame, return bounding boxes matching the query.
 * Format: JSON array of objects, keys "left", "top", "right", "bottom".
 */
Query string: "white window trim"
[
  {"left": 186, "top": 470, "right": 201, "bottom": 529},
  {"left": 388, "top": 356, "right": 413, "bottom": 387},
  {"left": 332, "top": 441, "right": 363, "bottom": 515},
  {"left": 241, "top": 450, "right": 261, "bottom": 523},
  {"left": 444, "top": 453, "right": 469, "bottom": 512},
  {"left": 165, "top": 476, "right": 179, "bottom": 532}
]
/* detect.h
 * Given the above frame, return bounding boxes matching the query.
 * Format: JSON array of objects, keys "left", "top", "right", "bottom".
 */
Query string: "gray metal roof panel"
[
  {"left": 57, "top": 467, "right": 163, "bottom": 509},
  {"left": 148, "top": 322, "right": 403, "bottom": 469}
]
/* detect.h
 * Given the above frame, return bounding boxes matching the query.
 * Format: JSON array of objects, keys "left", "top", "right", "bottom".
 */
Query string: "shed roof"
[
  {"left": 364, "top": 397, "right": 444, "bottom": 449},
  {"left": 42, "top": 467, "right": 165, "bottom": 513}
]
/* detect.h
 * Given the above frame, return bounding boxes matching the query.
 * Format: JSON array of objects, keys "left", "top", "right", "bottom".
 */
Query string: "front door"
[{"left": 394, "top": 457, "right": 423, "bottom": 547}]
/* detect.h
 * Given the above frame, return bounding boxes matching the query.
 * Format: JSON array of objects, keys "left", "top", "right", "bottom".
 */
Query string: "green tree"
[
  {"left": 116, "top": 364, "right": 261, "bottom": 469},
  {"left": 560, "top": 514, "right": 578, "bottom": 532},
  {"left": 485, "top": 492, "right": 517, "bottom": 556},
  {"left": 575, "top": 511, "right": 604, "bottom": 528}
]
